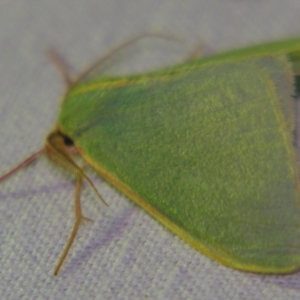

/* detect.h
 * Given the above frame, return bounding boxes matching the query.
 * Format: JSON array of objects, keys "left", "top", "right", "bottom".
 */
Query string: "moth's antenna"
[{"left": 0, "top": 148, "right": 46, "bottom": 183}]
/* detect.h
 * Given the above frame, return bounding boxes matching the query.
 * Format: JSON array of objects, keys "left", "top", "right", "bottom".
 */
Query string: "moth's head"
[
  {"left": 44, "top": 127, "right": 80, "bottom": 171},
  {"left": 46, "top": 128, "right": 74, "bottom": 148}
]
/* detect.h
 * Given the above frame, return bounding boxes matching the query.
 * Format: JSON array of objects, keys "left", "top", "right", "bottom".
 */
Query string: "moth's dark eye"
[
  {"left": 57, "top": 130, "right": 74, "bottom": 146},
  {"left": 63, "top": 135, "right": 74, "bottom": 146}
]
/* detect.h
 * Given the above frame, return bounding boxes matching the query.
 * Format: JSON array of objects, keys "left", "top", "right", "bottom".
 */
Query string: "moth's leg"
[
  {"left": 53, "top": 173, "right": 94, "bottom": 275},
  {"left": 74, "top": 33, "right": 180, "bottom": 84},
  {"left": 54, "top": 175, "right": 83, "bottom": 275},
  {"left": 47, "top": 48, "right": 75, "bottom": 89},
  {"left": 48, "top": 33, "right": 181, "bottom": 90}
]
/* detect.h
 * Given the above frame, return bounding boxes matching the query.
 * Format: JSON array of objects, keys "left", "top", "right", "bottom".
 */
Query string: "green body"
[{"left": 58, "top": 38, "right": 300, "bottom": 273}]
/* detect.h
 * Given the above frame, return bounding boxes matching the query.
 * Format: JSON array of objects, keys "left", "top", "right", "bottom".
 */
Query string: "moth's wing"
[{"left": 59, "top": 54, "right": 300, "bottom": 273}]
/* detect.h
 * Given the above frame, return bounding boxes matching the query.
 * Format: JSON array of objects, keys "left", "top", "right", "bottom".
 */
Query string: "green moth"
[{"left": 2, "top": 36, "right": 300, "bottom": 275}]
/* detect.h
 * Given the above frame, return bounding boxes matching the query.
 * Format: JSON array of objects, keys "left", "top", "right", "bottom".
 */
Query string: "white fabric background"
[{"left": 1, "top": 1, "right": 300, "bottom": 299}]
